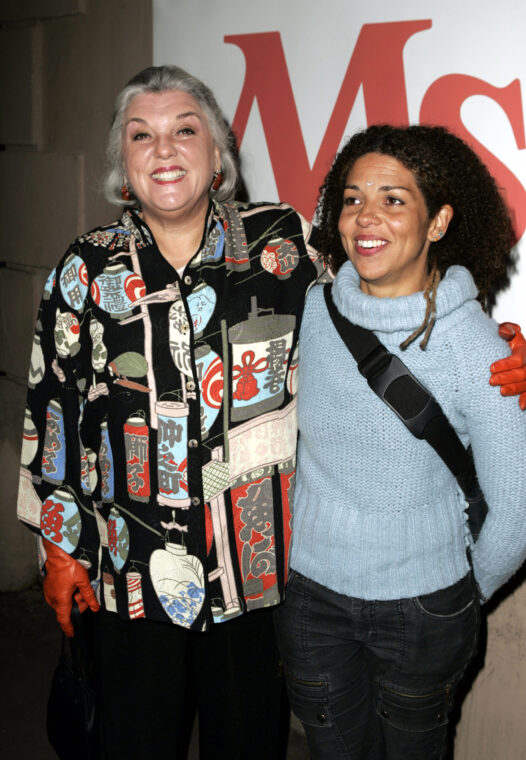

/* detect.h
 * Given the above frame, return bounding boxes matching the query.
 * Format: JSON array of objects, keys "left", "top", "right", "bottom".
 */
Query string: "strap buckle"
[{"left": 362, "top": 351, "right": 442, "bottom": 439}]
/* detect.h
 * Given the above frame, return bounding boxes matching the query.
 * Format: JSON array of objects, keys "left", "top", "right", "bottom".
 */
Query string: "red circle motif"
[
  {"left": 91, "top": 280, "right": 101, "bottom": 304},
  {"left": 202, "top": 357, "right": 224, "bottom": 409},
  {"left": 124, "top": 274, "right": 146, "bottom": 303},
  {"left": 79, "top": 262, "right": 89, "bottom": 286}
]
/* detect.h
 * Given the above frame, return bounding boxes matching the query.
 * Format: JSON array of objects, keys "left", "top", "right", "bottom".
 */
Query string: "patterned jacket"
[{"left": 18, "top": 201, "right": 320, "bottom": 631}]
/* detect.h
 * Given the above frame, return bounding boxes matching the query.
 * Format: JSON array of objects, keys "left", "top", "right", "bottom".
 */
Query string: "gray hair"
[{"left": 103, "top": 65, "right": 239, "bottom": 207}]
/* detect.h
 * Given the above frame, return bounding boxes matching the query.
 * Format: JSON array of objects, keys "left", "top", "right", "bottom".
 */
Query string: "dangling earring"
[
  {"left": 211, "top": 168, "right": 224, "bottom": 192},
  {"left": 121, "top": 179, "right": 131, "bottom": 202}
]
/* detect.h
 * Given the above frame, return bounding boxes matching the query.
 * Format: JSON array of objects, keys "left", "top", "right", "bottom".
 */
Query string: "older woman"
[
  {"left": 275, "top": 125, "right": 526, "bottom": 759},
  {"left": 17, "top": 65, "right": 323, "bottom": 759},
  {"left": 17, "top": 69, "right": 525, "bottom": 759}
]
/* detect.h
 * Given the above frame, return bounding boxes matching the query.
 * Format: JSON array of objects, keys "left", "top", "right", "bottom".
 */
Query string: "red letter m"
[{"left": 226, "top": 21, "right": 431, "bottom": 219}]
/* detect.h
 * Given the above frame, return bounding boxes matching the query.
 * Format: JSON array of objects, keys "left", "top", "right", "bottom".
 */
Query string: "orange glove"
[
  {"left": 489, "top": 322, "right": 526, "bottom": 410},
  {"left": 43, "top": 538, "right": 100, "bottom": 637}
]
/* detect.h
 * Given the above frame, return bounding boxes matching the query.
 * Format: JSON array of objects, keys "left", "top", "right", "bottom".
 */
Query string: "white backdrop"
[{"left": 154, "top": 0, "right": 526, "bottom": 325}]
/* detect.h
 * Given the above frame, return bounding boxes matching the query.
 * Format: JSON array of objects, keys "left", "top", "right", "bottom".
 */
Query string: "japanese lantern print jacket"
[{"left": 17, "top": 201, "right": 320, "bottom": 631}]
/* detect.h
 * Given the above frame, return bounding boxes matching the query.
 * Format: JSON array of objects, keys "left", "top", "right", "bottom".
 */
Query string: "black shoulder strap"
[{"left": 323, "top": 283, "right": 487, "bottom": 538}]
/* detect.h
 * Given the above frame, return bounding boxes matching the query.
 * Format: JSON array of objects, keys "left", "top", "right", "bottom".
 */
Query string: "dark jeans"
[
  {"left": 93, "top": 606, "right": 289, "bottom": 759},
  {"left": 275, "top": 570, "right": 480, "bottom": 760}
]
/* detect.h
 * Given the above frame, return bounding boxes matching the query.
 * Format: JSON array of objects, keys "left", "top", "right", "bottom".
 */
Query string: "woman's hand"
[
  {"left": 490, "top": 322, "right": 526, "bottom": 410},
  {"left": 42, "top": 538, "right": 100, "bottom": 637}
]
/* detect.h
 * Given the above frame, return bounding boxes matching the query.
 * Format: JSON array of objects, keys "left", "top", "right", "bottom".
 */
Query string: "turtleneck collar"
[{"left": 331, "top": 260, "right": 479, "bottom": 335}]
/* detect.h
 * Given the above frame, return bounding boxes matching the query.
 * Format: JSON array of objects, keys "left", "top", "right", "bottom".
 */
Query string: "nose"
[
  {"left": 356, "top": 201, "right": 380, "bottom": 227},
  {"left": 155, "top": 133, "right": 177, "bottom": 158}
]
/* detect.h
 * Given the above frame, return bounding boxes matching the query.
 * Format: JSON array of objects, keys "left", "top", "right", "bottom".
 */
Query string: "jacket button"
[
  {"left": 381, "top": 709, "right": 390, "bottom": 718},
  {"left": 191, "top": 496, "right": 201, "bottom": 506},
  {"left": 184, "top": 275, "right": 192, "bottom": 286},
  {"left": 186, "top": 380, "right": 196, "bottom": 391},
  {"left": 317, "top": 713, "right": 327, "bottom": 725},
  {"left": 188, "top": 439, "right": 198, "bottom": 449}
]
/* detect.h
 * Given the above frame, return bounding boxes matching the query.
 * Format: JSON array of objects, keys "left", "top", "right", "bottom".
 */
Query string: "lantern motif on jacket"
[
  {"left": 91, "top": 262, "right": 146, "bottom": 320},
  {"left": 99, "top": 420, "right": 115, "bottom": 502},
  {"left": 17, "top": 467, "right": 42, "bottom": 528},
  {"left": 107, "top": 508, "right": 130, "bottom": 572},
  {"left": 43, "top": 267, "right": 56, "bottom": 301},
  {"left": 229, "top": 299, "right": 295, "bottom": 421},
  {"left": 195, "top": 344, "right": 223, "bottom": 437},
  {"left": 150, "top": 543, "right": 205, "bottom": 628},
  {"left": 124, "top": 415, "right": 150, "bottom": 502},
  {"left": 41, "top": 399, "right": 66, "bottom": 485},
  {"left": 21, "top": 408, "right": 38, "bottom": 467},
  {"left": 94, "top": 506, "right": 108, "bottom": 547},
  {"left": 60, "top": 253, "right": 88, "bottom": 312},
  {"left": 156, "top": 401, "right": 190, "bottom": 507},
  {"left": 126, "top": 571, "right": 145, "bottom": 619},
  {"left": 260, "top": 237, "right": 299, "bottom": 279},
  {"left": 80, "top": 440, "right": 90, "bottom": 495},
  {"left": 102, "top": 571, "right": 117, "bottom": 613},
  {"left": 199, "top": 220, "right": 225, "bottom": 264},
  {"left": 187, "top": 283, "right": 217, "bottom": 338},
  {"left": 231, "top": 472, "right": 280, "bottom": 611},
  {"left": 41, "top": 488, "right": 81, "bottom": 553},
  {"left": 54, "top": 310, "right": 81, "bottom": 358},
  {"left": 89, "top": 317, "right": 107, "bottom": 371},
  {"left": 168, "top": 299, "right": 192, "bottom": 376},
  {"left": 86, "top": 447, "right": 97, "bottom": 494}
]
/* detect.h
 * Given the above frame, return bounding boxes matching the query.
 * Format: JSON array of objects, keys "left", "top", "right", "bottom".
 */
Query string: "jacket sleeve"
[
  {"left": 17, "top": 248, "right": 101, "bottom": 575},
  {"left": 454, "top": 311, "right": 526, "bottom": 601}
]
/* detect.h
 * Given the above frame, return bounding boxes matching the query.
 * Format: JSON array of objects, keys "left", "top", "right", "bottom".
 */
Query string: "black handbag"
[
  {"left": 323, "top": 283, "right": 488, "bottom": 541},
  {"left": 46, "top": 600, "right": 99, "bottom": 759}
]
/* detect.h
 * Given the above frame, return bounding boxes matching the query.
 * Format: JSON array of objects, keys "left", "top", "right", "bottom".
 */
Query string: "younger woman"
[{"left": 276, "top": 125, "right": 526, "bottom": 760}]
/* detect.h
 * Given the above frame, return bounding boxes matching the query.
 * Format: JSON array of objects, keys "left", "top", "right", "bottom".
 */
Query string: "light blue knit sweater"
[{"left": 291, "top": 261, "right": 526, "bottom": 602}]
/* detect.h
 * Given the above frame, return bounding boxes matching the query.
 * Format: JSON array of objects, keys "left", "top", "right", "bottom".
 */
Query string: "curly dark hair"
[{"left": 316, "top": 124, "right": 514, "bottom": 310}]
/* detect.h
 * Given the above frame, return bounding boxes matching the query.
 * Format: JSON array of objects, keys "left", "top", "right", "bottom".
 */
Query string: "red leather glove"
[
  {"left": 43, "top": 538, "right": 100, "bottom": 637},
  {"left": 489, "top": 322, "right": 526, "bottom": 410}
]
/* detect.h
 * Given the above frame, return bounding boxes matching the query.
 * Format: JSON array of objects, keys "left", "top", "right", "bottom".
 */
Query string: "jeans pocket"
[
  {"left": 286, "top": 568, "right": 299, "bottom": 591},
  {"left": 284, "top": 670, "right": 333, "bottom": 728},
  {"left": 377, "top": 680, "right": 454, "bottom": 732},
  {"left": 413, "top": 574, "right": 476, "bottom": 619}
]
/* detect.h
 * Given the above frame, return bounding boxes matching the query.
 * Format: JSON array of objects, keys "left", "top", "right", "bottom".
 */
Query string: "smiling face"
[
  {"left": 338, "top": 152, "right": 451, "bottom": 298},
  {"left": 122, "top": 90, "right": 220, "bottom": 227}
]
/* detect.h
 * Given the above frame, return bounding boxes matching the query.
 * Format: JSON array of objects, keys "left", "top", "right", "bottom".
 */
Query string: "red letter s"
[{"left": 421, "top": 75, "right": 526, "bottom": 242}]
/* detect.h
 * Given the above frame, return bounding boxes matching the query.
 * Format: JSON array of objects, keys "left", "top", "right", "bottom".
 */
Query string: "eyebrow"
[
  {"left": 125, "top": 111, "right": 202, "bottom": 127},
  {"left": 345, "top": 184, "right": 413, "bottom": 193}
]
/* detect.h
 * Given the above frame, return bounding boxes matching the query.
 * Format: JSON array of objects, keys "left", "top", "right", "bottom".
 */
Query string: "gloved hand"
[
  {"left": 490, "top": 322, "right": 526, "bottom": 410},
  {"left": 43, "top": 538, "right": 100, "bottom": 637}
]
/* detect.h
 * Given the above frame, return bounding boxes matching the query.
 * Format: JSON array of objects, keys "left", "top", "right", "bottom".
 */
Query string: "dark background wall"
[{"left": 0, "top": 0, "right": 153, "bottom": 590}]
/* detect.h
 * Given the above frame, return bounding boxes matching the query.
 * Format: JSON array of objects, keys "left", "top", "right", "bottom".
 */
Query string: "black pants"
[
  {"left": 93, "top": 606, "right": 289, "bottom": 759},
  {"left": 275, "top": 570, "right": 480, "bottom": 760}
]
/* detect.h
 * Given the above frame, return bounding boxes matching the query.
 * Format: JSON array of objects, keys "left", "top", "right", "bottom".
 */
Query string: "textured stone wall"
[{"left": 0, "top": 0, "right": 152, "bottom": 590}]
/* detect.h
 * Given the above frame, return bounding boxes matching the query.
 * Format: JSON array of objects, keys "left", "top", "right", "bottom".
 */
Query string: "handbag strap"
[
  {"left": 323, "top": 283, "right": 487, "bottom": 536},
  {"left": 68, "top": 600, "right": 93, "bottom": 681}
]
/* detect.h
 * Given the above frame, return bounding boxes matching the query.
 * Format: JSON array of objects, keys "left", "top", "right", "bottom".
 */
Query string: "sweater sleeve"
[
  {"left": 452, "top": 310, "right": 526, "bottom": 601},
  {"left": 17, "top": 248, "right": 101, "bottom": 572}
]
